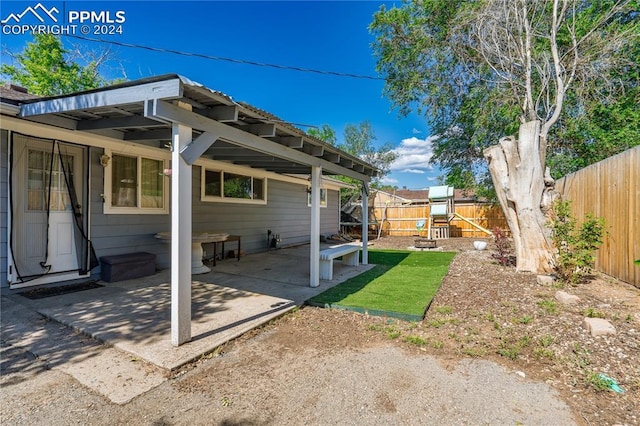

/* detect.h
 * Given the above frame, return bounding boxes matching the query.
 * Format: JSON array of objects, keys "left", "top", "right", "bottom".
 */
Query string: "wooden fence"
[
  {"left": 556, "top": 145, "right": 639, "bottom": 288},
  {"left": 372, "top": 203, "right": 508, "bottom": 238}
]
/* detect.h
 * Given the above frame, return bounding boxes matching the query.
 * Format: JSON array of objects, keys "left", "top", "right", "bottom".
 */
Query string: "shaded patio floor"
[{"left": 11, "top": 244, "right": 374, "bottom": 370}]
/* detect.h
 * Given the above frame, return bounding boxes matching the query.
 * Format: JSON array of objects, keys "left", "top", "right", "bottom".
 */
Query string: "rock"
[
  {"left": 555, "top": 290, "right": 580, "bottom": 305},
  {"left": 537, "top": 275, "right": 555, "bottom": 286},
  {"left": 515, "top": 371, "right": 526, "bottom": 378},
  {"left": 583, "top": 317, "right": 616, "bottom": 337}
]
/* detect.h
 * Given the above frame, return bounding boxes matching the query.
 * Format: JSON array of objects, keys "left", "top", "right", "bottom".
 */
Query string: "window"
[
  {"left": 27, "top": 149, "right": 74, "bottom": 211},
  {"left": 307, "top": 188, "right": 327, "bottom": 207},
  {"left": 201, "top": 168, "right": 266, "bottom": 204},
  {"left": 104, "top": 150, "right": 168, "bottom": 214}
]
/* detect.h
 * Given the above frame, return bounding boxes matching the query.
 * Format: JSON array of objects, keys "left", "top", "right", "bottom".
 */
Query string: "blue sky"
[{"left": 1, "top": 0, "right": 441, "bottom": 189}]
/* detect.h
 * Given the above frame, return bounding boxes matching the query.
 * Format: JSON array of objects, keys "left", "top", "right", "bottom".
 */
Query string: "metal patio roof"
[{"left": 11, "top": 75, "right": 377, "bottom": 181}]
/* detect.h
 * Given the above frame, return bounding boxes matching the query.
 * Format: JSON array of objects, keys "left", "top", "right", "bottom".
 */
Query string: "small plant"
[
  {"left": 533, "top": 347, "right": 555, "bottom": 359},
  {"left": 517, "top": 335, "right": 532, "bottom": 347},
  {"left": 516, "top": 315, "right": 533, "bottom": 324},
  {"left": 491, "top": 227, "right": 515, "bottom": 266},
  {"left": 497, "top": 345, "right": 520, "bottom": 360},
  {"left": 435, "top": 305, "right": 452, "bottom": 314},
  {"left": 384, "top": 326, "right": 401, "bottom": 339},
  {"left": 572, "top": 343, "right": 591, "bottom": 367},
  {"left": 403, "top": 335, "right": 426, "bottom": 346},
  {"left": 427, "top": 318, "right": 448, "bottom": 328},
  {"left": 462, "top": 347, "right": 484, "bottom": 357},
  {"left": 538, "top": 335, "right": 554, "bottom": 347},
  {"left": 430, "top": 340, "right": 444, "bottom": 349},
  {"left": 586, "top": 372, "right": 611, "bottom": 392},
  {"left": 549, "top": 199, "right": 606, "bottom": 285},
  {"left": 537, "top": 299, "right": 558, "bottom": 315},
  {"left": 582, "top": 307, "right": 606, "bottom": 319}
]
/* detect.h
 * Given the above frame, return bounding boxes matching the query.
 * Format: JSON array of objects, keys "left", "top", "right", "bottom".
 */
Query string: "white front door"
[{"left": 10, "top": 135, "right": 89, "bottom": 287}]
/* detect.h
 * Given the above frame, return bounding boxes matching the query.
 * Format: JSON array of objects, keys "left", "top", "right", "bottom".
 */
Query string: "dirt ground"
[
  {"left": 361, "top": 236, "right": 640, "bottom": 425},
  {"left": 2, "top": 237, "right": 639, "bottom": 425},
  {"left": 171, "top": 236, "right": 638, "bottom": 425}
]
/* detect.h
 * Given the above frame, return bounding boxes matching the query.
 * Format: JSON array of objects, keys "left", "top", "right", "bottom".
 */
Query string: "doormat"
[{"left": 18, "top": 282, "right": 103, "bottom": 300}]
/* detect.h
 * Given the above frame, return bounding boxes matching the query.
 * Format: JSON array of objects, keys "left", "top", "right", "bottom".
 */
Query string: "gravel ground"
[{"left": 2, "top": 236, "right": 638, "bottom": 425}]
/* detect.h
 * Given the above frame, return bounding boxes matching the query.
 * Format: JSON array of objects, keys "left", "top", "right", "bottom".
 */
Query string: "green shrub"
[{"left": 549, "top": 200, "right": 605, "bottom": 284}]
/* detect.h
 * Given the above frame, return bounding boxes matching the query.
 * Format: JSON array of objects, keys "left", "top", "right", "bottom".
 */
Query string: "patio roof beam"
[
  {"left": 278, "top": 136, "right": 304, "bottom": 148},
  {"left": 340, "top": 159, "right": 354, "bottom": 168},
  {"left": 310, "top": 146, "right": 324, "bottom": 156},
  {"left": 123, "top": 129, "right": 172, "bottom": 141},
  {"left": 199, "top": 105, "right": 238, "bottom": 122},
  {"left": 147, "top": 100, "right": 371, "bottom": 182},
  {"left": 20, "top": 79, "right": 183, "bottom": 117},
  {"left": 181, "top": 131, "right": 220, "bottom": 165},
  {"left": 77, "top": 116, "right": 165, "bottom": 131},
  {"left": 248, "top": 123, "right": 276, "bottom": 137},
  {"left": 324, "top": 152, "right": 340, "bottom": 163}
]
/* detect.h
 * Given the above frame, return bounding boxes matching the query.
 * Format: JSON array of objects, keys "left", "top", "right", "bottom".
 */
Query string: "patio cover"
[{"left": 13, "top": 74, "right": 377, "bottom": 345}]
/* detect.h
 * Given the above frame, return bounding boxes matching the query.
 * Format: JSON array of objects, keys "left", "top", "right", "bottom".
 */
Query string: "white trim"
[
  {"left": 20, "top": 78, "right": 183, "bottom": 117},
  {"left": 9, "top": 271, "right": 90, "bottom": 289},
  {"left": 2, "top": 117, "right": 349, "bottom": 190},
  {"left": 2, "top": 115, "right": 169, "bottom": 158},
  {"left": 5, "top": 130, "right": 92, "bottom": 287},
  {"left": 200, "top": 167, "right": 268, "bottom": 205},
  {"left": 307, "top": 188, "right": 328, "bottom": 208},
  {"left": 103, "top": 148, "right": 170, "bottom": 214}
]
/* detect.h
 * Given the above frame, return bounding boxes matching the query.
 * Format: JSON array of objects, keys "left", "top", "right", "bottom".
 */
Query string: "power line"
[{"left": 63, "top": 34, "right": 385, "bottom": 81}]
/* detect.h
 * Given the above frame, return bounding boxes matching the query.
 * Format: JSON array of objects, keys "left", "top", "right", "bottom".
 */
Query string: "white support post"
[
  {"left": 309, "top": 166, "right": 322, "bottom": 287},
  {"left": 171, "top": 122, "right": 193, "bottom": 346},
  {"left": 361, "top": 182, "right": 369, "bottom": 265}
]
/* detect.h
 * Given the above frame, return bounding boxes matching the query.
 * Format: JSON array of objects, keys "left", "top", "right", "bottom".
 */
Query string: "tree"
[
  {"left": 341, "top": 121, "right": 397, "bottom": 182},
  {"left": 1, "top": 33, "right": 117, "bottom": 96},
  {"left": 308, "top": 121, "right": 397, "bottom": 206},
  {"left": 371, "top": 0, "right": 638, "bottom": 273},
  {"left": 307, "top": 124, "right": 337, "bottom": 146},
  {"left": 308, "top": 121, "right": 397, "bottom": 185}
]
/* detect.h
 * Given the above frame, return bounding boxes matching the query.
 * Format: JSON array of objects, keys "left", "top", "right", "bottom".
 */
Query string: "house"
[{"left": 0, "top": 75, "right": 377, "bottom": 345}]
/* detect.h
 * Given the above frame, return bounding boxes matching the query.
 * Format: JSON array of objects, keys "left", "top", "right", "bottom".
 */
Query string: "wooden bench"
[{"left": 319, "top": 243, "right": 361, "bottom": 280}]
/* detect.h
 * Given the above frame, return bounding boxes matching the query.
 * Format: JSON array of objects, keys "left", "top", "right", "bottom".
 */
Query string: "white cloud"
[
  {"left": 412, "top": 128, "right": 422, "bottom": 134},
  {"left": 401, "top": 169, "right": 425, "bottom": 174},
  {"left": 390, "top": 135, "right": 438, "bottom": 172},
  {"left": 379, "top": 176, "right": 399, "bottom": 184}
]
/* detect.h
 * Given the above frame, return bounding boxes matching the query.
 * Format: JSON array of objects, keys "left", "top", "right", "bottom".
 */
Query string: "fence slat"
[
  {"left": 556, "top": 145, "right": 640, "bottom": 288},
  {"left": 372, "top": 203, "right": 508, "bottom": 238}
]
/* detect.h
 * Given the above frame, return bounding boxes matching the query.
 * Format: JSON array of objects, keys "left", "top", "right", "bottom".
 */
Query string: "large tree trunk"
[{"left": 483, "top": 120, "right": 556, "bottom": 273}]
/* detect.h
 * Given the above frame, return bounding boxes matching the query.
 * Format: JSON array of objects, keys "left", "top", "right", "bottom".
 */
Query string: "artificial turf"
[{"left": 307, "top": 250, "right": 456, "bottom": 319}]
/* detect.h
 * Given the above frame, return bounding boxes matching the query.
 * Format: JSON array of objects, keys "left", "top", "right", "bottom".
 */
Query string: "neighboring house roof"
[
  {"left": 0, "top": 74, "right": 377, "bottom": 180},
  {"left": 378, "top": 188, "right": 483, "bottom": 203},
  {"left": 0, "top": 84, "right": 39, "bottom": 103}
]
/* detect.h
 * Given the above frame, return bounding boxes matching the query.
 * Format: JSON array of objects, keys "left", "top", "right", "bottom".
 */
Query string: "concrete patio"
[{"left": 7, "top": 244, "right": 374, "bottom": 370}]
